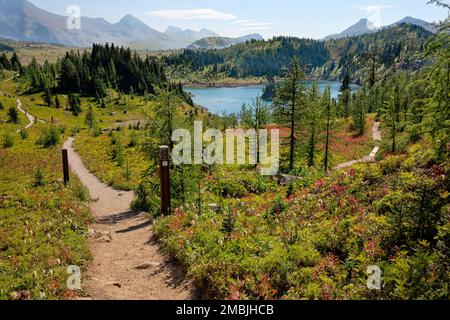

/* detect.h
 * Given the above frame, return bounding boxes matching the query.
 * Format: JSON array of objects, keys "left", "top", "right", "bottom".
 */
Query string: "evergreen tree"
[
  {"left": 322, "top": 86, "right": 334, "bottom": 172},
  {"left": 273, "top": 58, "right": 305, "bottom": 172},
  {"left": 68, "top": 94, "right": 82, "bottom": 116},
  {"left": 240, "top": 98, "right": 271, "bottom": 164},
  {"left": 42, "top": 89, "right": 52, "bottom": 107},
  {"left": 54, "top": 94, "right": 60, "bottom": 108},
  {"left": 339, "top": 67, "right": 351, "bottom": 118},
  {"left": 85, "top": 105, "right": 97, "bottom": 129},
  {"left": 59, "top": 56, "right": 80, "bottom": 93},
  {"left": 383, "top": 86, "right": 400, "bottom": 153},
  {"left": 352, "top": 87, "right": 367, "bottom": 136},
  {"left": 305, "top": 82, "right": 322, "bottom": 167},
  {"left": 10, "top": 52, "right": 22, "bottom": 73},
  {"left": 153, "top": 89, "right": 182, "bottom": 150},
  {"left": 7, "top": 107, "right": 19, "bottom": 124}
]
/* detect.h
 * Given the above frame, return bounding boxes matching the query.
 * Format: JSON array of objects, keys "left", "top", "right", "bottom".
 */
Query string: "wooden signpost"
[
  {"left": 160, "top": 146, "right": 171, "bottom": 215},
  {"left": 62, "top": 149, "right": 70, "bottom": 185}
]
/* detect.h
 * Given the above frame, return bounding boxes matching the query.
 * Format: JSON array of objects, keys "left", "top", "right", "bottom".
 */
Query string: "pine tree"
[
  {"left": 153, "top": 89, "right": 182, "bottom": 150},
  {"left": 305, "top": 82, "right": 322, "bottom": 167},
  {"left": 85, "top": 105, "right": 97, "bottom": 129},
  {"left": 339, "top": 68, "right": 351, "bottom": 118},
  {"left": 59, "top": 56, "right": 80, "bottom": 92},
  {"left": 240, "top": 98, "right": 271, "bottom": 164},
  {"left": 42, "top": 89, "right": 52, "bottom": 107},
  {"left": 352, "top": 88, "right": 367, "bottom": 136},
  {"left": 382, "top": 86, "right": 400, "bottom": 154},
  {"left": 68, "top": 94, "right": 82, "bottom": 116},
  {"left": 422, "top": 1, "right": 450, "bottom": 159},
  {"left": 7, "top": 107, "right": 19, "bottom": 124},
  {"left": 54, "top": 94, "right": 60, "bottom": 108},
  {"left": 273, "top": 58, "right": 305, "bottom": 172},
  {"left": 322, "top": 86, "right": 334, "bottom": 172},
  {"left": 10, "top": 53, "right": 22, "bottom": 73}
]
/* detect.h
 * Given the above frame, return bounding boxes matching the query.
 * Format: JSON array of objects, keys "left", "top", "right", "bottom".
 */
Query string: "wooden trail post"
[
  {"left": 62, "top": 149, "right": 70, "bottom": 185},
  {"left": 160, "top": 146, "right": 171, "bottom": 215}
]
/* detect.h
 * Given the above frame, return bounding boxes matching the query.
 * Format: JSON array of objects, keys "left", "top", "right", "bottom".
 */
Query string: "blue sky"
[{"left": 29, "top": 0, "right": 448, "bottom": 39}]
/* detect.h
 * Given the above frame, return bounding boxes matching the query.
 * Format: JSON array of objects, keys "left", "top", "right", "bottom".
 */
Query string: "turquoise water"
[{"left": 185, "top": 81, "right": 359, "bottom": 115}]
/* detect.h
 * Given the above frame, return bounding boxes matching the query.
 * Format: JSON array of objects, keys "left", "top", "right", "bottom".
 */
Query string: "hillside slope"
[{"left": 165, "top": 24, "right": 433, "bottom": 83}]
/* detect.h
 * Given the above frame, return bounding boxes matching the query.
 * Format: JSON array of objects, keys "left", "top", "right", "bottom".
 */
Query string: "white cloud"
[
  {"left": 356, "top": 5, "right": 397, "bottom": 11},
  {"left": 230, "top": 19, "right": 251, "bottom": 25},
  {"left": 237, "top": 26, "right": 272, "bottom": 31},
  {"left": 242, "top": 22, "right": 275, "bottom": 27},
  {"left": 146, "top": 9, "right": 236, "bottom": 20}
]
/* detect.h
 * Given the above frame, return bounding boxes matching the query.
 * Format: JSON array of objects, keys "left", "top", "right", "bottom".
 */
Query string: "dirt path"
[
  {"left": 0, "top": 76, "right": 44, "bottom": 133},
  {"left": 15, "top": 99, "right": 39, "bottom": 133},
  {"left": 63, "top": 138, "right": 196, "bottom": 300},
  {"left": 336, "top": 121, "right": 382, "bottom": 170}
]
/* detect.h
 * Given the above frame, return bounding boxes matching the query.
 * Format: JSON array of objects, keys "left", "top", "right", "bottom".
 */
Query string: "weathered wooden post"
[
  {"left": 62, "top": 149, "right": 70, "bottom": 185},
  {"left": 160, "top": 146, "right": 171, "bottom": 215}
]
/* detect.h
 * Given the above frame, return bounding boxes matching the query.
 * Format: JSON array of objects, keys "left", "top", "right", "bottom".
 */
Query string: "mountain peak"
[{"left": 118, "top": 14, "right": 144, "bottom": 26}]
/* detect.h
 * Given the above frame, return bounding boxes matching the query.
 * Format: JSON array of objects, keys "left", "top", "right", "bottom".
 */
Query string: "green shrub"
[
  {"left": 109, "top": 139, "right": 125, "bottom": 166},
  {"left": 36, "top": 126, "right": 61, "bottom": 148},
  {"left": 33, "top": 168, "right": 46, "bottom": 187},
  {"left": 128, "top": 130, "right": 138, "bottom": 147},
  {"left": 19, "top": 129, "right": 28, "bottom": 140},
  {"left": 70, "top": 125, "right": 81, "bottom": 136},
  {"left": 71, "top": 182, "right": 90, "bottom": 202},
  {"left": 218, "top": 178, "right": 248, "bottom": 198},
  {"left": 7, "top": 107, "right": 19, "bottom": 124},
  {"left": 2, "top": 132, "right": 14, "bottom": 148}
]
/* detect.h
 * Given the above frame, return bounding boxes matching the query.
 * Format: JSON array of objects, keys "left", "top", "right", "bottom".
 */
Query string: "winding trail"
[
  {"left": 63, "top": 138, "right": 196, "bottom": 300},
  {"left": 15, "top": 99, "right": 39, "bottom": 133},
  {"left": 0, "top": 76, "right": 44, "bottom": 132},
  {"left": 335, "top": 121, "right": 382, "bottom": 170}
]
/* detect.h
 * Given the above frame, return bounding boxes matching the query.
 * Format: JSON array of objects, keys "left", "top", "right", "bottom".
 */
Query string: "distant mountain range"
[
  {"left": 324, "top": 16, "right": 437, "bottom": 40},
  {"left": 187, "top": 34, "right": 264, "bottom": 50},
  {"left": 0, "top": 0, "right": 261, "bottom": 50}
]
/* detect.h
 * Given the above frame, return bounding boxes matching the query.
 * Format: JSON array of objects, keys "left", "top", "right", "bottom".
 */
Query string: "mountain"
[
  {"left": 164, "top": 26, "right": 219, "bottom": 47},
  {"left": 324, "top": 18, "right": 377, "bottom": 40},
  {"left": 388, "top": 16, "right": 437, "bottom": 33},
  {"left": 0, "top": 0, "right": 223, "bottom": 50},
  {"left": 0, "top": 0, "right": 172, "bottom": 47},
  {"left": 324, "top": 16, "right": 436, "bottom": 40},
  {"left": 166, "top": 24, "right": 433, "bottom": 84},
  {"left": 187, "top": 34, "right": 263, "bottom": 50}
]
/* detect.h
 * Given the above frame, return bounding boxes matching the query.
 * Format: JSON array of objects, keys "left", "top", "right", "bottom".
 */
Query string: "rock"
[
  {"left": 135, "top": 262, "right": 160, "bottom": 270},
  {"left": 208, "top": 204, "right": 220, "bottom": 212},
  {"left": 272, "top": 173, "right": 301, "bottom": 185},
  {"left": 98, "top": 235, "right": 112, "bottom": 243}
]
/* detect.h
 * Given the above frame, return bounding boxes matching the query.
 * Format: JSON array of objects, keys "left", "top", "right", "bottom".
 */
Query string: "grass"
[
  {"left": 328, "top": 115, "right": 376, "bottom": 164},
  {"left": 75, "top": 128, "right": 148, "bottom": 191},
  {"left": 154, "top": 143, "right": 449, "bottom": 300},
  {"left": 0, "top": 123, "right": 92, "bottom": 300}
]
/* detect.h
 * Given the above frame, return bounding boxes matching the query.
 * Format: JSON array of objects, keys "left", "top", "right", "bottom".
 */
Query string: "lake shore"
[{"left": 179, "top": 77, "right": 267, "bottom": 88}]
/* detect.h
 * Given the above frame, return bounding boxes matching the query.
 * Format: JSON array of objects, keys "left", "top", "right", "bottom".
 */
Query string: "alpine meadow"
[{"left": 0, "top": 0, "right": 449, "bottom": 304}]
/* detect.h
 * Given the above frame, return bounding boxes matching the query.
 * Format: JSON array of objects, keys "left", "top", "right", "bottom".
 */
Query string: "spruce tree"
[
  {"left": 322, "top": 86, "right": 334, "bottom": 172},
  {"left": 273, "top": 58, "right": 305, "bottom": 172},
  {"left": 7, "top": 107, "right": 19, "bottom": 124},
  {"left": 42, "top": 89, "right": 52, "bottom": 107}
]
